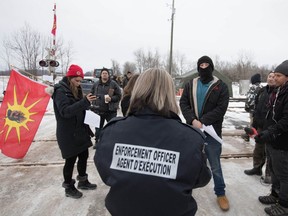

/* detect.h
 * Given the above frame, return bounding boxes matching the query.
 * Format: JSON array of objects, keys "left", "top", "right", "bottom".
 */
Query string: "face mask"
[{"left": 198, "top": 66, "right": 213, "bottom": 84}]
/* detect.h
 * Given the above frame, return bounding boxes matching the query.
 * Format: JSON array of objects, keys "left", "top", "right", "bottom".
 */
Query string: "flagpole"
[
  {"left": 50, "top": 3, "right": 57, "bottom": 76},
  {"left": 10, "top": 65, "right": 47, "bottom": 84}
]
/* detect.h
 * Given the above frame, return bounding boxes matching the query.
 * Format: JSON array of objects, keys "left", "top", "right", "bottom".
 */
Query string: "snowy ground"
[{"left": 0, "top": 77, "right": 272, "bottom": 216}]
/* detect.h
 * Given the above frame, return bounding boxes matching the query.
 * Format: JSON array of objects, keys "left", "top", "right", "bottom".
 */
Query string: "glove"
[
  {"left": 254, "top": 130, "right": 273, "bottom": 144},
  {"left": 244, "top": 127, "right": 258, "bottom": 137}
]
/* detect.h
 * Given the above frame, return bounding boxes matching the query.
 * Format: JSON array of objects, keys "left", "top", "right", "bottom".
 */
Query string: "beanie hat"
[
  {"left": 197, "top": 55, "right": 214, "bottom": 72},
  {"left": 66, "top": 64, "right": 84, "bottom": 78},
  {"left": 250, "top": 73, "right": 261, "bottom": 84},
  {"left": 274, "top": 60, "right": 288, "bottom": 76}
]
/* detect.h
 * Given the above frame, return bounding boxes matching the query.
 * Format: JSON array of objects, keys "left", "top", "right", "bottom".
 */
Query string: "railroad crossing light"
[
  {"left": 39, "top": 60, "right": 59, "bottom": 67},
  {"left": 39, "top": 60, "right": 48, "bottom": 67},
  {"left": 49, "top": 60, "right": 59, "bottom": 67}
]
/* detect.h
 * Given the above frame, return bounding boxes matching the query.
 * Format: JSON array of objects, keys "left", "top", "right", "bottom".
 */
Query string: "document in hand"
[
  {"left": 202, "top": 125, "right": 223, "bottom": 144},
  {"left": 84, "top": 110, "right": 100, "bottom": 128}
]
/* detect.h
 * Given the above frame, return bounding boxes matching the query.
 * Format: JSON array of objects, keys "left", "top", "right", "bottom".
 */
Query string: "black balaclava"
[{"left": 197, "top": 55, "right": 214, "bottom": 84}]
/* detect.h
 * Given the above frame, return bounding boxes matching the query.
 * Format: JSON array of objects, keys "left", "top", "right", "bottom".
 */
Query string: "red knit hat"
[{"left": 66, "top": 64, "right": 84, "bottom": 78}]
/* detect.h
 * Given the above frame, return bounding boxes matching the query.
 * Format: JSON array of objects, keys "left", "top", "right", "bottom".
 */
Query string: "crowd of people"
[{"left": 50, "top": 58, "right": 288, "bottom": 216}]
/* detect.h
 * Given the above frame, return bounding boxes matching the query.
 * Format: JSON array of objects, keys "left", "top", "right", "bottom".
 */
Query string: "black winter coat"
[
  {"left": 179, "top": 76, "right": 229, "bottom": 137},
  {"left": 90, "top": 79, "right": 121, "bottom": 114},
  {"left": 52, "top": 77, "right": 93, "bottom": 159},
  {"left": 252, "top": 85, "right": 274, "bottom": 129},
  {"left": 94, "top": 108, "right": 211, "bottom": 216},
  {"left": 263, "top": 83, "right": 288, "bottom": 151}
]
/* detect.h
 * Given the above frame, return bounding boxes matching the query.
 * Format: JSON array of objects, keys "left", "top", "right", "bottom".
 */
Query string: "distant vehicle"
[{"left": 80, "top": 77, "right": 98, "bottom": 95}]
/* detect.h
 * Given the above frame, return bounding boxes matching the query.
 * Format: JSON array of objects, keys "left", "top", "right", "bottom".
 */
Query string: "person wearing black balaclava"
[
  {"left": 197, "top": 55, "right": 214, "bottom": 84},
  {"left": 180, "top": 55, "right": 230, "bottom": 211}
]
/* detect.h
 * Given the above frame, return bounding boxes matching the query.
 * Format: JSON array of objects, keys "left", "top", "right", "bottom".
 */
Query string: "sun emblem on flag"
[{"left": 4, "top": 85, "right": 42, "bottom": 142}]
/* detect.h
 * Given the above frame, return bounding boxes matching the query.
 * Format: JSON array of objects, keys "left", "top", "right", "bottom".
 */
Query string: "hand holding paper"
[{"left": 84, "top": 110, "right": 100, "bottom": 128}]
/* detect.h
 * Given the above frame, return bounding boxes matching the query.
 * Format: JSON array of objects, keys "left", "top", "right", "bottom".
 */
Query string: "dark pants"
[
  {"left": 253, "top": 128, "right": 271, "bottom": 176},
  {"left": 63, "top": 149, "right": 89, "bottom": 183},
  {"left": 266, "top": 144, "right": 288, "bottom": 208},
  {"left": 95, "top": 111, "right": 117, "bottom": 142}
]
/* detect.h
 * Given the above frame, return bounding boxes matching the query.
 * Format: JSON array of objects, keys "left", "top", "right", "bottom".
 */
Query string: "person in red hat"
[{"left": 52, "top": 64, "right": 97, "bottom": 199}]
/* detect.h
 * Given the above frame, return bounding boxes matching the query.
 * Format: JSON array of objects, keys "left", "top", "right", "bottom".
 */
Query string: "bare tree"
[
  {"left": 123, "top": 61, "right": 137, "bottom": 74},
  {"left": 57, "top": 40, "right": 74, "bottom": 75},
  {"left": 1, "top": 23, "right": 74, "bottom": 77},
  {"left": 0, "top": 38, "right": 12, "bottom": 70},
  {"left": 6, "top": 23, "right": 42, "bottom": 75},
  {"left": 134, "top": 48, "right": 145, "bottom": 73},
  {"left": 134, "top": 48, "right": 163, "bottom": 72},
  {"left": 111, "top": 59, "right": 121, "bottom": 76}
]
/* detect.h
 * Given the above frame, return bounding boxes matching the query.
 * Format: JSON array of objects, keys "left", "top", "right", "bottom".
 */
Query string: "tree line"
[{"left": 1, "top": 24, "right": 275, "bottom": 82}]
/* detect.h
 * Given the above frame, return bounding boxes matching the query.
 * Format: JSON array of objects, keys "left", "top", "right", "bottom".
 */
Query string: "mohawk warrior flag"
[
  {"left": 0, "top": 70, "right": 50, "bottom": 159},
  {"left": 51, "top": 3, "right": 57, "bottom": 36}
]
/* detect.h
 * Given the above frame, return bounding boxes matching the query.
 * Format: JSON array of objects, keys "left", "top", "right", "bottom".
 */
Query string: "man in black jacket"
[
  {"left": 244, "top": 71, "right": 275, "bottom": 182},
  {"left": 180, "top": 56, "right": 230, "bottom": 211},
  {"left": 90, "top": 68, "right": 121, "bottom": 146},
  {"left": 256, "top": 60, "right": 288, "bottom": 216}
]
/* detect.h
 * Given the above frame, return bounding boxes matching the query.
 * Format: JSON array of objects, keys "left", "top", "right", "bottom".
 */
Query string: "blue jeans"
[
  {"left": 204, "top": 134, "right": 226, "bottom": 196},
  {"left": 266, "top": 144, "right": 288, "bottom": 208}
]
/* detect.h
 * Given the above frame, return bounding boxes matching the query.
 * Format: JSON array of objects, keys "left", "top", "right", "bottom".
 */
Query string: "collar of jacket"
[
  {"left": 99, "top": 78, "right": 111, "bottom": 85},
  {"left": 130, "top": 107, "right": 182, "bottom": 122}
]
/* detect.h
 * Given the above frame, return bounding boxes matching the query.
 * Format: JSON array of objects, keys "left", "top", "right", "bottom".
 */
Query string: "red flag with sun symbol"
[{"left": 0, "top": 70, "right": 50, "bottom": 159}]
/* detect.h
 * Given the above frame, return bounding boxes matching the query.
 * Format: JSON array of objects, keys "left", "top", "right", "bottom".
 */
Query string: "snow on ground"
[{"left": 0, "top": 76, "right": 272, "bottom": 216}]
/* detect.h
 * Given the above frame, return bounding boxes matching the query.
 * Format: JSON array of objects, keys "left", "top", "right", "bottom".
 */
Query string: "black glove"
[{"left": 254, "top": 130, "right": 273, "bottom": 144}]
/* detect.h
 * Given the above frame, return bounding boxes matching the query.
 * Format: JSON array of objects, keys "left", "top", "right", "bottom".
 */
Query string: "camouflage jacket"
[{"left": 245, "top": 83, "right": 263, "bottom": 114}]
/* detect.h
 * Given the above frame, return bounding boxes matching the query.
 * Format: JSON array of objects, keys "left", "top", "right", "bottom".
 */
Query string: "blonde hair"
[{"left": 129, "top": 68, "right": 179, "bottom": 116}]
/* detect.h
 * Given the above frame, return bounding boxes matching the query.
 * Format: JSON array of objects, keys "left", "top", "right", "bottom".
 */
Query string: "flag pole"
[
  {"left": 10, "top": 65, "right": 48, "bottom": 84},
  {"left": 50, "top": 3, "right": 57, "bottom": 77}
]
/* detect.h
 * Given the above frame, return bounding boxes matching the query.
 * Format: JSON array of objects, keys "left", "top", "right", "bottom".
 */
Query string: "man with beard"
[
  {"left": 90, "top": 68, "right": 122, "bottom": 147},
  {"left": 256, "top": 60, "right": 288, "bottom": 216},
  {"left": 180, "top": 56, "right": 230, "bottom": 211}
]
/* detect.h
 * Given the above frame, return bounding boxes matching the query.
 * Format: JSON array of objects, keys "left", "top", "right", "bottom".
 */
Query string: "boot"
[
  {"left": 62, "top": 179, "right": 83, "bottom": 199},
  {"left": 77, "top": 175, "right": 97, "bottom": 190},
  {"left": 265, "top": 204, "right": 288, "bottom": 216},
  {"left": 244, "top": 167, "right": 262, "bottom": 176},
  {"left": 217, "top": 195, "right": 230, "bottom": 211},
  {"left": 259, "top": 191, "right": 279, "bottom": 205}
]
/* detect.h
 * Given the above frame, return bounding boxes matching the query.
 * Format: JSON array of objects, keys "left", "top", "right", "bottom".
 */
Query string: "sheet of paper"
[
  {"left": 84, "top": 110, "right": 100, "bottom": 128},
  {"left": 202, "top": 124, "right": 223, "bottom": 144}
]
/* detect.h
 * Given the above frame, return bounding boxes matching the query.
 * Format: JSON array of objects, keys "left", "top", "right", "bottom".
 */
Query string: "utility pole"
[{"left": 168, "top": 0, "right": 175, "bottom": 76}]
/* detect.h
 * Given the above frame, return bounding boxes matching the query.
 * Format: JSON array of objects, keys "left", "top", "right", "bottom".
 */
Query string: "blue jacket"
[{"left": 94, "top": 108, "right": 211, "bottom": 216}]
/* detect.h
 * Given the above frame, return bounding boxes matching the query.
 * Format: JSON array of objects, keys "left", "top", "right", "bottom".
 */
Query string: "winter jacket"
[
  {"left": 252, "top": 85, "right": 274, "bottom": 129},
  {"left": 52, "top": 77, "right": 93, "bottom": 159},
  {"left": 245, "top": 83, "right": 262, "bottom": 114},
  {"left": 179, "top": 76, "right": 229, "bottom": 137},
  {"left": 94, "top": 108, "right": 211, "bottom": 216},
  {"left": 120, "top": 95, "right": 130, "bottom": 116},
  {"left": 90, "top": 79, "right": 121, "bottom": 114},
  {"left": 263, "top": 83, "right": 288, "bottom": 151}
]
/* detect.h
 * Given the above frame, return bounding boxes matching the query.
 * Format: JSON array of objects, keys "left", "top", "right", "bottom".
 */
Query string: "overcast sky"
[{"left": 0, "top": 0, "right": 287, "bottom": 72}]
